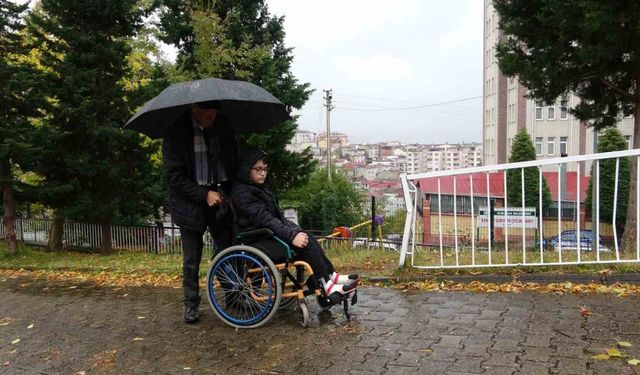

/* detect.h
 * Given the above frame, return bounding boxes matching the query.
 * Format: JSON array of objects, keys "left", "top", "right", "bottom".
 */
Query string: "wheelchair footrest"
[{"left": 303, "top": 289, "right": 317, "bottom": 297}]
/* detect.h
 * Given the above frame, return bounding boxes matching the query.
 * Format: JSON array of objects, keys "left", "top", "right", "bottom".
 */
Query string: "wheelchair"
[{"left": 205, "top": 228, "right": 358, "bottom": 329}]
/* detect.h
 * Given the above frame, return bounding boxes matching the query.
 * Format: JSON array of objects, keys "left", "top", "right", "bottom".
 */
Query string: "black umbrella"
[{"left": 124, "top": 77, "right": 291, "bottom": 138}]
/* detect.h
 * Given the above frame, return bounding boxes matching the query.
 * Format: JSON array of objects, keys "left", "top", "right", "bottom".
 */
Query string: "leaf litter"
[{"left": 389, "top": 279, "right": 640, "bottom": 297}]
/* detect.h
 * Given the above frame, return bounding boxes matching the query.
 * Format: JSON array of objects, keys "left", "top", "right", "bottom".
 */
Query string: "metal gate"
[{"left": 399, "top": 149, "right": 640, "bottom": 269}]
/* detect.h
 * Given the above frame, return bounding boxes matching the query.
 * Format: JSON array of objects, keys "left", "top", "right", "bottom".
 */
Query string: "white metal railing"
[
  {"left": 399, "top": 149, "right": 640, "bottom": 269},
  {"left": 0, "top": 218, "right": 215, "bottom": 254}
]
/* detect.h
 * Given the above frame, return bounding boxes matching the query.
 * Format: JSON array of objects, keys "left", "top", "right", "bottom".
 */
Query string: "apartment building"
[
  {"left": 317, "top": 132, "right": 349, "bottom": 151},
  {"left": 483, "top": 0, "right": 634, "bottom": 171},
  {"left": 406, "top": 143, "right": 483, "bottom": 174},
  {"left": 287, "top": 129, "right": 318, "bottom": 153}
]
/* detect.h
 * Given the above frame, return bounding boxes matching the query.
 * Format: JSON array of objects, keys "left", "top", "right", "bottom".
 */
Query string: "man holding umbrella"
[
  {"left": 162, "top": 100, "right": 237, "bottom": 323},
  {"left": 125, "top": 78, "right": 291, "bottom": 323}
]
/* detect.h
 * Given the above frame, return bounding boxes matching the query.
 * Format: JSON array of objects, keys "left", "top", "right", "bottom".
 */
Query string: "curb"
[{"left": 367, "top": 272, "right": 640, "bottom": 285}]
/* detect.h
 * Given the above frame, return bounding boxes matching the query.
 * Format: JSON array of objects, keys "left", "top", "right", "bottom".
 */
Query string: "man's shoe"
[{"left": 184, "top": 306, "right": 200, "bottom": 323}]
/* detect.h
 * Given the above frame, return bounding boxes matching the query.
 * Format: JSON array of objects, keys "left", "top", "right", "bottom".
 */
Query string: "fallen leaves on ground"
[
  {"left": 342, "top": 322, "right": 367, "bottom": 334},
  {"left": 2, "top": 268, "right": 640, "bottom": 297},
  {"left": 592, "top": 344, "right": 639, "bottom": 366},
  {"left": 392, "top": 279, "right": 640, "bottom": 296},
  {"left": 0, "top": 317, "right": 15, "bottom": 326},
  {"left": 607, "top": 348, "right": 626, "bottom": 358},
  {"left": 93, "top": 350, "right": 117, "bottom": 368},
  {"left": 43, "top": 349, "right": 60, "bottom": 362},
  {"left": 0, "top": 269, "right": 180, "bottom": 289},
  {"left": 579, "top": 305, "right": 592, "bottom": 317}
]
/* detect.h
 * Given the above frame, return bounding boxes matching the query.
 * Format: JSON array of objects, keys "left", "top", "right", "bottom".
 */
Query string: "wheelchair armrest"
[{"left": 237, "top": 228, "right": 274, "bottom": 244}]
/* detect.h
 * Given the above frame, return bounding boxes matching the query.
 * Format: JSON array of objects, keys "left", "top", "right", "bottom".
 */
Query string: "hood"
[{"left": 236, "top": 146, "right": 268, "bottom": 184}]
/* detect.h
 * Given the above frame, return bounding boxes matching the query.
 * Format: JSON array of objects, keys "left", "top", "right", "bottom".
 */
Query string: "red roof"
[
  {"left": 544, "top": 172, "right": 590, "bottom": 202},
  {"left": 417, "top": 172, "right": 589, "bottom": 203}
]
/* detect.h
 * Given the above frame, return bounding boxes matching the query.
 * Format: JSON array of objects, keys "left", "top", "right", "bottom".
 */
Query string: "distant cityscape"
[{"left": 287, "top": 129, "right": 482, "bottom": 215}]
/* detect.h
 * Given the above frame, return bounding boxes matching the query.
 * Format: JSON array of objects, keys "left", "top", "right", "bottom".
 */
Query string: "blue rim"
[{"left": 208, "top": 252, "right": 275, "bottom": 326}]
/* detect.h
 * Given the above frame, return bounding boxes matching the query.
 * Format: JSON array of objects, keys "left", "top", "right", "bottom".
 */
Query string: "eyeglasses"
[{"left": 251, "top": 167, "right": 269, "bottom": 174}]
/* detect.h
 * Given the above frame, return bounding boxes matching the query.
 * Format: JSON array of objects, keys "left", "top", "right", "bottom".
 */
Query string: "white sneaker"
[
  {"left": 322, "top": 277, "right": 358, "bottom": 297},
  {"left": 330, "top": 272, "right": 359, "bottom": 285}
]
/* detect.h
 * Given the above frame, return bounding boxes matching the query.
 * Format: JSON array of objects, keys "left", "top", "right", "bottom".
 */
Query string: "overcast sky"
[{"left": 266, "top": 0, "right": 484, "bottom": 144}]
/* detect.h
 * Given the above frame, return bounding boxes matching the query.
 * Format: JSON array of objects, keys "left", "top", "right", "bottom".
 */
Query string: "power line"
[
  {"left": 333, "top": 92, "right": 441, "bottom": 104},
  {"left": 334, "top": 95, "right": 483, "bottom": 112}
]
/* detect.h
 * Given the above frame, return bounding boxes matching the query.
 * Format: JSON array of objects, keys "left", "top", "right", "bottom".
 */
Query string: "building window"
[
  {"left": 625, "top": 135, "right": 632, "bottom": 149},
  {"left": 548, "top": 106, "right": 555, "bottom": 120},
  {"left": 548, "top": 137, "right": 555, "bottom": 155},
  {"left": 560, "top": 100, "right": 568, "bottom": 119},
  {"left": 430, "top": 195, "right": 487, "bottom": 215},
  {"left": 544, "top": 201, "right": 578, "bottom": 219},
  {"left": 560, "top": 137, "right": 568, "bottom": 155},
  {"left": 535, "top": 137, "right": 543, "bottom": 155},
  {"left": 535, "top": 101, "right": 543, "bottom": 120}
]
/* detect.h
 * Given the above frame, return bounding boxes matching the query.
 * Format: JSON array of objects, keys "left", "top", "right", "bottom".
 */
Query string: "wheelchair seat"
[{"left": 236, "top": 229, "right": 294, "bottom": 264}]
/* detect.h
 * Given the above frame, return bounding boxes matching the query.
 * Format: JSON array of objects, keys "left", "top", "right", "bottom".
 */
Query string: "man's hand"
[
  {"left": 292, "top": 232, "right": 309, "bottom": 248},
  {"left": 206, "top": 191, "right": 223, "bottom": 207}
]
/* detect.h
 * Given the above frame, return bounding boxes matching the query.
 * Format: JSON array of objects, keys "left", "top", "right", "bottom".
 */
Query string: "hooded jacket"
[
  {"left": 162, "top": 110, "right": 238, "bottom": 231},
  {"left": 230, "top": 148, "right": 302, "bottom": 244}
]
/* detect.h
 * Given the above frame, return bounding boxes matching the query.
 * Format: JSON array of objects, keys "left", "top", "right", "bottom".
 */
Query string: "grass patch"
[
  {"left": 0, "top": 241, "right": 183, "bottom": 276},
  {"left": 327, "top": 245, "right": 399, "bottom": 275},
  {"left": 3, "top": 240, "right": 640, "bottom": 281}
]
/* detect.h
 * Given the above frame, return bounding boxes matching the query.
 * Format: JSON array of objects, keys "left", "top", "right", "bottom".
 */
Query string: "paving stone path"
[{"left": 1, "top": 275, "right": 639, "bottom": 374}]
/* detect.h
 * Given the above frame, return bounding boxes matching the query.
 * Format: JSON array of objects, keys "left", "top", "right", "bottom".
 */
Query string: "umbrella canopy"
[{"left": 124, "top": 78, "right": 291, "bottom": 138}]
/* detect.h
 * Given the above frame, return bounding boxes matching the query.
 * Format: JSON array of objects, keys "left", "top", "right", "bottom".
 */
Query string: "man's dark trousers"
[{"left": 181, "top": 206, "right": 217, "bottom": 308}]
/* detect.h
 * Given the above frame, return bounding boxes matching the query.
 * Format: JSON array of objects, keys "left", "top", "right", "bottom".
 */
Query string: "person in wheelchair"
[{"left": 231, "top": 147, "right": 359, "bottom": 303}]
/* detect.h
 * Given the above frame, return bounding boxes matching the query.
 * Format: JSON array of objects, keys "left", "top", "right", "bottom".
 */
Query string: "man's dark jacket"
[
  {"left": 230, "top": 148, "right": 302, "bottom": 244},
  {"left": 162, "top": 111, "right": 238, "bottom": 232}
]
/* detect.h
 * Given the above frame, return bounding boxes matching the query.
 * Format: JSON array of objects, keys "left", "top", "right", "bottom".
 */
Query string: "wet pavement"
[{"left": 1, "top": 274, "right": 639, "bottom": 374}]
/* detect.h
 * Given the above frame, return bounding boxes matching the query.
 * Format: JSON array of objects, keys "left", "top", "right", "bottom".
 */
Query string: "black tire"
[{"left": 206, "top": 245, "right": 282, "bottom": 329}]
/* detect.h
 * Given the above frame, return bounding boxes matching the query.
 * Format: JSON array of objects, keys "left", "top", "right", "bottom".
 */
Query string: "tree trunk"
[
  {"left": 2, "top": 182, "right": 18, "bottom": 256},
  {"left": 622, "top": 103, "right": 640, "bottom": 251},
  {"left": 47, "top": 211, "right": 64, "bottom": 252},
  {"left": 100, "top": 217, "right": 112, "bottom": 255}
]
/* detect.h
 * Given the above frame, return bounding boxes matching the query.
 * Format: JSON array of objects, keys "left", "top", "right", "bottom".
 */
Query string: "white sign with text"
[{"left": 476, "top": 207, "right": 538, "bottom": 229}]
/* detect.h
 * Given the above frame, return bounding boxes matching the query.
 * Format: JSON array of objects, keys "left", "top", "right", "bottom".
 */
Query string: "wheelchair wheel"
[
  {"left": 206, "top": 245, "right": 282, "bottom": 329},
  {"left": 298, "top": 300, "right": 310, "bottom": 328}
]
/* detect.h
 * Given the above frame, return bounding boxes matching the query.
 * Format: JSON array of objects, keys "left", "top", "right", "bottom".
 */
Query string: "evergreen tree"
[
  {"left": 585, "top": 128, "right": 630, "bottom": 229},
  {"left": 0, "top": 1, "right": 44, "bottom": 255},
  {"left": 28, "top": 0, "right": 161, "bottom": 253},
  {"left": 494, "top": 0, "right": 640, "bottom": 248},
  {"left": 157, "top": 0, "right": 315, "bottom": 193},
  {"left": 506, "top": 129, "right": 552, "bottom": 211}
]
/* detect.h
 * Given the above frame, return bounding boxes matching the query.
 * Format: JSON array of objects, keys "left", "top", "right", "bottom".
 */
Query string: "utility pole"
[
  {"left": 592, "top": 127, "right": 598, "bottom": 252},
  {"left": 323, "top": 89, "right": 334, "bottom": 182}
]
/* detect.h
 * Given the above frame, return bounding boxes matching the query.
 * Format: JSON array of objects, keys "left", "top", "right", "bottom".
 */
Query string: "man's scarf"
[{"left": 193, "top": 125, "right": 227, "bottom": 186}]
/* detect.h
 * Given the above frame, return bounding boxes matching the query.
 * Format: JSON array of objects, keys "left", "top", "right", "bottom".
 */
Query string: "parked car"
[{"left": 539, "top": 230, "right": 609, "bottom": 251}]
